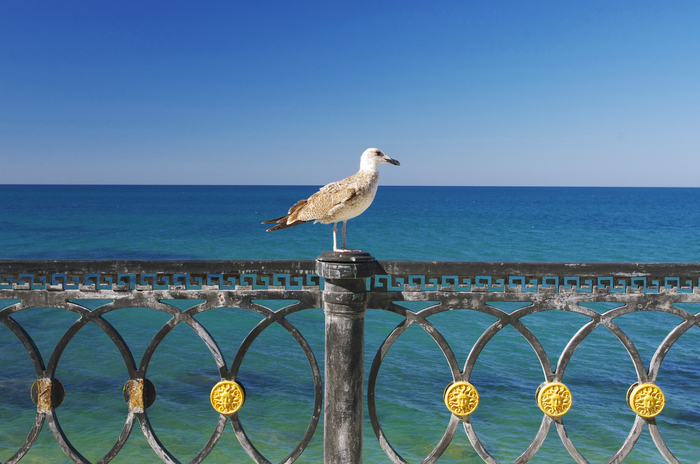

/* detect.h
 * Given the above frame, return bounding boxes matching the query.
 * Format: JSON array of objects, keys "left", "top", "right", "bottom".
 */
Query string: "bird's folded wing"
[{"left": 293, "top": 181, "right": 357, "bottom": 222}]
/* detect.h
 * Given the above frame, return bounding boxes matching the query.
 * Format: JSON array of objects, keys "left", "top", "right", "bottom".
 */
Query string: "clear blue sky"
[{"left": 1, "top": 1, "right": 699, "bottom": 186}]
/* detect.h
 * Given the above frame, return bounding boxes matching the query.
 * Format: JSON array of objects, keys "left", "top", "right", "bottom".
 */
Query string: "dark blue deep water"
[
  {"left": 3, "top": 185, "right": 700, "bottom": 262},
  {"left": 2, "top": 185, "right": 700, "bottom": 463}
]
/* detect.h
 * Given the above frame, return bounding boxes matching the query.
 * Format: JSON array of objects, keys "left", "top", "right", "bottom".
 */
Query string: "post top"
[
  {"left": 316, "top": 252, "right": 377, "bottom": 280},
  {"left": 316, "top": 251, "right": 375, "bottom": 263}
]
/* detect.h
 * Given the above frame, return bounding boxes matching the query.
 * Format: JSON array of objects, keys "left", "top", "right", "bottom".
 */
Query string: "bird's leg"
[
  {"left": 338, "top": 220, "right": 361, "bottom": 252},
  {"left": 342, "top": 221, "right": 347, "bottom": 250},
  {"left": 332, "top": 223, "right": 339, "bottom": 251}
]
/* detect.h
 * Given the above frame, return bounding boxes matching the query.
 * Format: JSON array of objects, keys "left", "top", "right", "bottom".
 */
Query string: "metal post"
[{"left": 316, "top": 251, "right": 376, "bottom": 464}]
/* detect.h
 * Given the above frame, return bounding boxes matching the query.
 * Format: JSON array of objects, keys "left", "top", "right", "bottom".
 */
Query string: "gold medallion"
[
  {"left": 210, "top": 380, "right": 245, "bottom": 415},
  {"left": 627, "top": 382, "right": 665, "bottom": 418},
  {"left": 536, "top": 382, "right": 572, "bottom": 417},
  {"left": 444, "top": 381, "right": 479, "bottom": 416}
]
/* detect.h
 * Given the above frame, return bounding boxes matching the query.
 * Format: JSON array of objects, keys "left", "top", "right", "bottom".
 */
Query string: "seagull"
[{"left": 263, "top": 148, "right": 400, "bottom": 252}]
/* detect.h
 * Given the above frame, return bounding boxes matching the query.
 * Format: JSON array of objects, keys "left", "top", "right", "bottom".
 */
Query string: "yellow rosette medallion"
[
  {"left": 444, "top": 381, "right": 479, "bottom": 417},
  {"left": 536, "top": 382, "right": 572, "bottom": 417},
  {"left": 210, "top": 380, "right": 245, "bottom": 415},
  {"left": 627, "top": 382, "right": 665, "bottom": 418}
]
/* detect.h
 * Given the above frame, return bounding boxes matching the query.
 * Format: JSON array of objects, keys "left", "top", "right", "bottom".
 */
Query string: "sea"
[{"left": 1, "top": 185, "right": 700, "bottom": 463}]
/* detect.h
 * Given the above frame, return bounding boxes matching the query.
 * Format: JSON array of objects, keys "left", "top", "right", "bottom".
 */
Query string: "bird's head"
[{"left": 360, "top": 148, "right": 400, "bottom": 170}]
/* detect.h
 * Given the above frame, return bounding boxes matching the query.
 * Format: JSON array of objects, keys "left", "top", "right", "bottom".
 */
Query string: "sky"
[{"left": 1, "top": 1, "right": 699, "bottom": 186}]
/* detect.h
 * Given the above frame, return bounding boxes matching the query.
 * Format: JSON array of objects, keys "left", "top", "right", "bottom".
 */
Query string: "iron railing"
[{"left": 1, "top": 254, "right": 700, "bottom": 463}]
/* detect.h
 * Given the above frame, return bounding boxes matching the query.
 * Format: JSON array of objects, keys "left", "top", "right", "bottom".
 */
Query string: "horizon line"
[{"left": 1, "top": 184, "right": 699, "bottom": 189}]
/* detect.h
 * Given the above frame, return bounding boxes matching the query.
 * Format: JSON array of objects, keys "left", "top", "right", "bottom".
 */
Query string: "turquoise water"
[{"left": 2, "top": 185, "right": 700, "bottom": 463}]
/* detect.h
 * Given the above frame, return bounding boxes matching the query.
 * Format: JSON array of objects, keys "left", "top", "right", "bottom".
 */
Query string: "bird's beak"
[{"left": 386, "top": 157, "right": 400, "bottom": 166}]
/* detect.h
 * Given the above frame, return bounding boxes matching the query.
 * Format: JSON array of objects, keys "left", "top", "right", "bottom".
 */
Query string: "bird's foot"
[{"left": 334, "top": 248, "right": 363, "bottom": 253}]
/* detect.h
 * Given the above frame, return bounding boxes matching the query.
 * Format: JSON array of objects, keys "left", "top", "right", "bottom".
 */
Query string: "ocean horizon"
[{"left": 3, "top": 184, "right": 700, "bottom": 262}]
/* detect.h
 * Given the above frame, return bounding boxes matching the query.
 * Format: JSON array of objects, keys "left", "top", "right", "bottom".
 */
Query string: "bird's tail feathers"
[
  {"left": 263, "top": 198, "right": 310, "bottom": 231},
  {"left": 265, "top": 219, "right": 308, "bottom": 232},
  {"left": 262, "top": 215, "right": 288, "bottom": 224}
]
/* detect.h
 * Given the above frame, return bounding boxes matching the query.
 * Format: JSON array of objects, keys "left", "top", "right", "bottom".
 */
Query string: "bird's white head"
[{"left": 359, "top": 148, "right": 400, "bottom": 171}]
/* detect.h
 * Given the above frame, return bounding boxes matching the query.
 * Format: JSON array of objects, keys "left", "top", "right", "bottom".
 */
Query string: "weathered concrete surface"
[{"left": 317, "top": 251, "right": 375, "bottom": 464}]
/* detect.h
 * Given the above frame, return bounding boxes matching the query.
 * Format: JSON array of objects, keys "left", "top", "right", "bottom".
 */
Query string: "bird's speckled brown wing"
[{"left": 289, "top": 176, "right": 358, "bottom": 223}]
